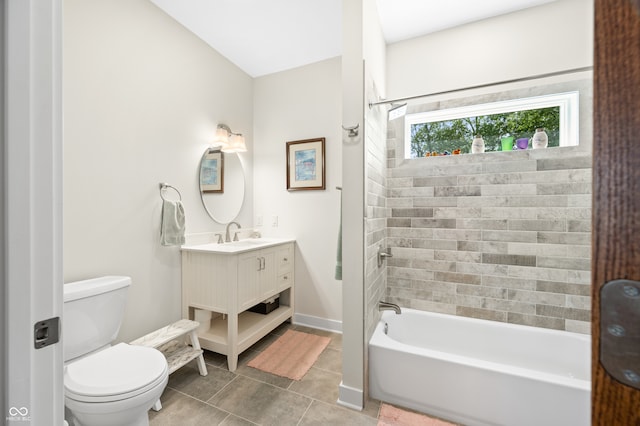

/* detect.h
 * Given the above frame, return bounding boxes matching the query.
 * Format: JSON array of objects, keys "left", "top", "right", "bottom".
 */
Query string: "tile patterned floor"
[{"left": 149, "top": 322, "right": 381, "bottom": 426}]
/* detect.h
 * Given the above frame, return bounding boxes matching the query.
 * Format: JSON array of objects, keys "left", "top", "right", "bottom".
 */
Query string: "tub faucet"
[
  {"left": 225, "top": 221, "right": 241, "bottom": 242},
  {"left": 379, "top": 301, "right": 401, "bottom": 314}
]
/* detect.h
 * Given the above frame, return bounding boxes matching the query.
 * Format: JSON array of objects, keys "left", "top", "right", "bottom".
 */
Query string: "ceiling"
[{"left": 149, "top": 0, "right": 557, "bottom": 78}]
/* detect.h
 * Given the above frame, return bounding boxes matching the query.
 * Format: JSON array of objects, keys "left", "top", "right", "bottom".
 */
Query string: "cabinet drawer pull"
[
  {"left": 283, "top": 257, "right": 288, "bottom": 262},
  {"left": 257, "top": 258, "right": 262, "bottom": 271}
]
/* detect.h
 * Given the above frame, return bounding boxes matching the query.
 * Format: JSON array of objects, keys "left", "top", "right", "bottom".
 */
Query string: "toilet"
[{"left": 63, "top": 276, "right": 168, "bottom": 426}]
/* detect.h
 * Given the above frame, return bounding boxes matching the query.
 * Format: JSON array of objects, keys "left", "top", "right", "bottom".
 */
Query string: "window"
[{"left": 404, "top": 92, "right": 579, "bottom": 158}]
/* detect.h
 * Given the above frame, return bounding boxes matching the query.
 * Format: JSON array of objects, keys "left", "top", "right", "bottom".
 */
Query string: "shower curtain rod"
[{"left": 368, "top": 66, "right": 593, "bottom": 108}]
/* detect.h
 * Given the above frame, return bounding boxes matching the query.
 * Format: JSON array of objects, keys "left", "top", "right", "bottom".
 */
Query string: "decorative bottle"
[
  {"left": 471, "top": 135, "right": 485, "bottom": 153},
  {"left": 532, "top": 128, "right": 548, "bottom": 149}
]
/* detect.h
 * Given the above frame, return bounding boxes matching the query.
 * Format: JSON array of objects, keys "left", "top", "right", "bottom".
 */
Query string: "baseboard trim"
[
  {"left": 337, "top": 381, "right": 364, "bottom": 411},
  {"left": 292, "top": 313, "right": 342, "bottom": 334}
]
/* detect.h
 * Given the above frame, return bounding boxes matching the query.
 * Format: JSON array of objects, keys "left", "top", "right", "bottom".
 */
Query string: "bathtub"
[{"left": 369, "top": 308, "right": 590, "bottom": 426}]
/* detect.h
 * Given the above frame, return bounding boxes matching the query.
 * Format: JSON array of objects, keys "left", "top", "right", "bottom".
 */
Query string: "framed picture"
[
  {"left": 200, "top": 149, "right": 224, "bottom": 193},
  {"left": 286, "top": 137, "right": 326, "bottom": 191}
]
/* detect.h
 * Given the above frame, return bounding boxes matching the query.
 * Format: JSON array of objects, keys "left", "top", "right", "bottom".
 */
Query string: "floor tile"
[
  {"left": 207, "top": 375, "right": 312, "bottom": 426},
  {"left": 205, "top": 346, "right": 262, "bottom": 373},
  {"left": 149, "top": 388, "right": 229, "bottom": 426},
  {"left": 167, "top": 363, "right": 236, "bottom": 401},
  {"left": 202, "top": 349, "right": 228, "bottom": 368},
  {"left": 327, "top": 332, "right": 343, "bottom": 351},
  {"left": 287, "top": 366, "right": 341, "bottom": 404},
  {"left": 298, "top": 400, "right": 378, "bottom": 426},
  {"left": 362, "top": 397, "right": 382, "bottom": 419},
  {"left": 313, "top": 346, "right": 342, "bottom": 374}
]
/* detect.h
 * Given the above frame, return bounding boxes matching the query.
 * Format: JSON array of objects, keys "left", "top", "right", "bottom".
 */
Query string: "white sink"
[{"left": 181, "top": 237, "right": 294, "bottom": 254}]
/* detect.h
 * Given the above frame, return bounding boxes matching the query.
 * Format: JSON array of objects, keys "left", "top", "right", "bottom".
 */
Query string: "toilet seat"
[{"left": 65, "top": 343, "right": 168, "bottom": 403}]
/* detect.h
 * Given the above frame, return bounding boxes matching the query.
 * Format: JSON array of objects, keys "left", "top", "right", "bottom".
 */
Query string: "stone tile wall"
[
  {"left": 364, "top": 101, "right": 388, "bottom": 341},
  {"left": 385, "top": 143, "right": 592, "bottom": 334}
]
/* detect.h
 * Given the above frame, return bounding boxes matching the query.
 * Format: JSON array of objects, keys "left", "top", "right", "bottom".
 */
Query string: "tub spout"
[{"left": 379, "top": 301, "right": 401, "bottom": 314}]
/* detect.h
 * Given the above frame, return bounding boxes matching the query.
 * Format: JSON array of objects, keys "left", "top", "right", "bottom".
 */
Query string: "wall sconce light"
[{"left": 212, "top": 124, "right": 247, "bottom": 153}]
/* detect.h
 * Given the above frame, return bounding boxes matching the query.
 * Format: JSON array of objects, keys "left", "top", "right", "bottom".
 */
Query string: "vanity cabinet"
[{"left": 181, "top": 240, "right": 294, "bottom": 372}]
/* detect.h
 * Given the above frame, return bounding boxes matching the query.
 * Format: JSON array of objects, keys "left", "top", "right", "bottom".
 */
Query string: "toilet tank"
[{"left": 63, "top": 276, "right": 131, "bottom": 362}]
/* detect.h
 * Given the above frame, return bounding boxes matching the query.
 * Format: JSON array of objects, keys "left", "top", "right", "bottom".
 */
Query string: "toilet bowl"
[
  {"left": 64, "top": 343, "right": 168, "bottom": 426},
  {"left": 63, "top": 277, "right": 169, "bottom": 426}
]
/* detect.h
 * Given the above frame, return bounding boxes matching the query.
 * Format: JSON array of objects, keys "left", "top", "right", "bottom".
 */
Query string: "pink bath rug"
[
  {"left": 247, "top": 329, "right": 330, "bottom": 380},
  {"left": 378, "top": 403, "right": 458, "bottom": 426}
]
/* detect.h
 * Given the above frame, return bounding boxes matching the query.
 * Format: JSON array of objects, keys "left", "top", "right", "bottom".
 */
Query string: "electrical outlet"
[
  {"left": 256, "top": 215, "right": 263, "bottom": 226},
  {"left": 271, "top": 216, "right": 278, "bottom": 227}
]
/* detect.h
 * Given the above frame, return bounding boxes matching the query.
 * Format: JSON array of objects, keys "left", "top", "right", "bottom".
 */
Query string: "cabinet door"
[
  {"left": 258, "top": 249, "right": 277, "bottom": 299},
  {"left": 237, "top": 252, "right": 260, "bottom": 311}
]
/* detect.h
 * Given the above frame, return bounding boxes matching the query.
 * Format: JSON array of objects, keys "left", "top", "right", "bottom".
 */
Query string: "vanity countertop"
[{"left": 181, "top": 237, "right": 295, "bottom": 254}]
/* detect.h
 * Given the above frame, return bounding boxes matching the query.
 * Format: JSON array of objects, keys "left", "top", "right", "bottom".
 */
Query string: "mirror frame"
[{"left": 198, "top": 148, "right": 245, "bottom": 224}]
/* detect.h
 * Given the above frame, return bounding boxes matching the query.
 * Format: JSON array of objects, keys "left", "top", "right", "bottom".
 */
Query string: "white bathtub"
[{"left": 369, "top": 308, "right": 591, "bottom": 426}]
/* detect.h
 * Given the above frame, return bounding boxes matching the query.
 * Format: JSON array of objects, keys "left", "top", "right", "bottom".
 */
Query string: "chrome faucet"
[
  {"left": 379, "top": 301, "right": 401, "bottom": 314},
  {"left": 225, "top": 221, "right": 241, "bottom": 242}
]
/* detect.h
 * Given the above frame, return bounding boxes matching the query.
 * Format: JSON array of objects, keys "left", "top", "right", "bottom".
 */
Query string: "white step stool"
[{"left": 131, "top": 319, "right": 208, "bottom": 411}]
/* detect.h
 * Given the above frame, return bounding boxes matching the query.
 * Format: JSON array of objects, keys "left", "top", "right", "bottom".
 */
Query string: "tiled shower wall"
[{"left": 385, "top": 141, "right": 592, "bottom": 334}]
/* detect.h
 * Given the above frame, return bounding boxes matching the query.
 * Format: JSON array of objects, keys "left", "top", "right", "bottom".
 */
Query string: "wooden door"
[{"left": 592, "top": 0, "right": 640, "bottom": 423}]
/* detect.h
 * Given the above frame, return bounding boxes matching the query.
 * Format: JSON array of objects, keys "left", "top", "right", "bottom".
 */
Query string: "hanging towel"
[
  {"left": 335, "top": 194, "right": 342, "bottom": 280},
  {"left": 160, "top": 199, "right": 185, "bottom": 246}
]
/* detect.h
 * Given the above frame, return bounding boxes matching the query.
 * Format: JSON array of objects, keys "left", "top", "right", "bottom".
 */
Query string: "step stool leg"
[
  {"left": 189, "top": 330, "right": 208, "bottom": 376},
  {"left": 152, "top": 399, "right": 162, "bottom": 412}
]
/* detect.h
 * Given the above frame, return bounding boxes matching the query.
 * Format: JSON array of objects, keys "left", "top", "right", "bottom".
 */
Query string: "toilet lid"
[{"left": 65, "top": 343, "right": 168, "bottom": 402}]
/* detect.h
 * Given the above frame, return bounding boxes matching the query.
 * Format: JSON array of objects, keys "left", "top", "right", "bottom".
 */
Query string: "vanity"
[{"left": 181, "top": 238, "right": 295, "bottom": 371}]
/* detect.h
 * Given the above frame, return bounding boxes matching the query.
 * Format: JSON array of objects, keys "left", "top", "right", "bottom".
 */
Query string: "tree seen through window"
[{"left": 410, "top": 106, "right": 560, "bottom": 158}]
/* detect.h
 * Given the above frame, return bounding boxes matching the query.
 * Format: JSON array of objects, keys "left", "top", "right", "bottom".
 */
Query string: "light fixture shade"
[
  {"left": 222, "top": 134, "right": 247, "bottom": 153},
  {"left": 212, "top": 125, "right": 230, "bottom": 147}
]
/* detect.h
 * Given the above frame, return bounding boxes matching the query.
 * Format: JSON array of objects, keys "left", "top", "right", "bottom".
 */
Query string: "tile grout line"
[
  {"left": 165, "top": 386, "right": 213, "bottom": 405},
  {"left": 165, "top": 378, "right": 261, "bottom": 425},
  {"left": 204, "top": 371, "right": 241, "bottom": 404},
  {"left": 295, "top": 399, "right": 315, "bottom": 426}
]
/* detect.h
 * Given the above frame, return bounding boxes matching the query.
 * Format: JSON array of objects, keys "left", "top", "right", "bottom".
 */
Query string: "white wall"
[
  {"left": 386, "top": 0, "right": 593, "bottom": 100},
  {"left": 339, "top": 0, "right": 366, "bottom": 409},
  {"left": 253, "top": 57, "right": 343, "bottom": 329},
  {"left": 63, "top": 0, "right": 254, "bottom": 342}
]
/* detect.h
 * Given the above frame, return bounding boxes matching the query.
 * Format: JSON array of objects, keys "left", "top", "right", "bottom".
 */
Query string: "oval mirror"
[{"left": 199, "top": 148, "right": 245, "bottom": 224}]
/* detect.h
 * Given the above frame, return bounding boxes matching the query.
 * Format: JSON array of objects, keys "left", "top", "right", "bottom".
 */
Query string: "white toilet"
[{"left": 63, "top": 276, "right": 168, "bottom": 426}]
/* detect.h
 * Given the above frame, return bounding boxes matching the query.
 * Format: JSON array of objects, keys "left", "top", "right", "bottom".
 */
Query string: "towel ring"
[{"left": 159, "top": 182, "right": 182, "bottom": 201}]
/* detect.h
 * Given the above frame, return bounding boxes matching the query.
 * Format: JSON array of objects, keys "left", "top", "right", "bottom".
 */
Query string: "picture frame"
[
  {"left": 200, "top": 149, "right": 224, "bottom": 193},
  {"left": 286, "top": 137, "right": 326, "bottom": 191}
]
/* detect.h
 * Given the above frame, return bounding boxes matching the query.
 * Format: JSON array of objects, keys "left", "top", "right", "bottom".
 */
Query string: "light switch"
[
  {"left": 271, "top": 216, "right": 278, "bottom": 227},
  {"left": 256, "top": 215, "right": 263, "bottom": 226}
]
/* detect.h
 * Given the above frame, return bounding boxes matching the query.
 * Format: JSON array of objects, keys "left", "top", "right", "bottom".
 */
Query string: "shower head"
[{"left": 388, "top": 103, "right": 407, "bottom": 121}]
